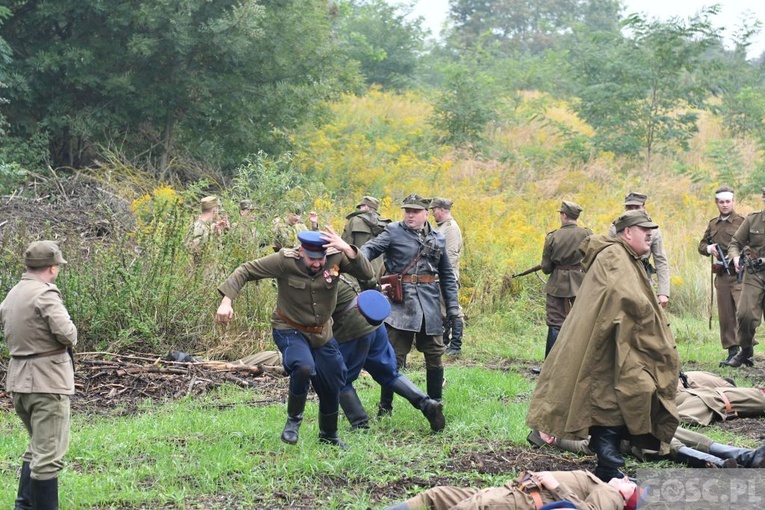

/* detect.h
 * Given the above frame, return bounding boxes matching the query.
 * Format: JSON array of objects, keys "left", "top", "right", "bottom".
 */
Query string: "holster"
[{"left": 380, "top": 274, "right": 404, "bottom": 303}]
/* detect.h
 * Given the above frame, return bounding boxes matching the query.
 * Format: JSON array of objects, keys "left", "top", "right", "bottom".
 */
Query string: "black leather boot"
[
  {"left": 338, "top": 388, "right": 370, "bottom": 430},
  {"left": 281, "top": 391, "right": 307, "bottom": 445},
  {"left": 390, "top": 376, "right": 445, "bottom": 431},
  {"left": 589, "top": 425, "right": 625, "bottom": 478},
  {"left": 594, "top": 464, "right": 627, "bottom": 482},
  {"left": 318, "top": 411, "right": 347, "bottom": 448},
  {"left": 719, "top": 346, "right": 741, "bottom": 366},
  {"left": 544, "top": 327, "right": 560, "bottom": 358},
  {"left": 30, "top": 477, "right": 58, "bottom": 510},
  {"left": 709, "top": 442, "right": 765, "bottom": 467},
  {"left": 378, "top": 386, "right": 394, "bottom": 417},
  {"left": 674, "top": 446, "right": 738, "bottom": 468},
  {"left": 426, "top": 367, "right": 444, "bottom": 402},
  {"left": 15, "top": 461, "right": 32, "bottom": 510},
  {"left": 723, "top": 346, "right": 754, "bottom": 367},
  {"left": 446, "top": 317, "right": 463, "bottom": 354}
]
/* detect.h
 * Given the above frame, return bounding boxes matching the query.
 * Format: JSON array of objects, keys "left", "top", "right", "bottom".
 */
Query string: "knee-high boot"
[
  {"left": 339, "top": 388, "right": 370, "bottom": 430},
  {"left": 590, "top": 426, "right": 626, "bottom": 481},
  {"left": 544, "top": 327, "right": 560, "bottom": 358},
  {"left": 281, "top": 391, "right": 307, "bottom": 445},
  {"left": 674, "top": 446, "right": 738, "bottom": 468},
  {"left": 15, "top": 461, "right": 32, "bottom": 510},
  {"left": 378, "top": 385, "right": 394, "bottom": 417},
  {"left": 30, "top": 477, "right": 58, "bottom": 510},
  {"left": 390, "top": 376, "right": 445, "bottom": 431},
  {"left": 708, "top": 442, "right": 765, "bottom": 467},
  {"left": 318, "top": 411, "right": 347, "bottom": 448},
  {"left": 426, "top": 367, "right": 444, "bottom": 402}
]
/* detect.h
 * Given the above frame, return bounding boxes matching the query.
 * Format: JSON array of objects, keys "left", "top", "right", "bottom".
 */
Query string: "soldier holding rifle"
[{"left": 697, "top": 185, "right": 744, "bottom": 365}]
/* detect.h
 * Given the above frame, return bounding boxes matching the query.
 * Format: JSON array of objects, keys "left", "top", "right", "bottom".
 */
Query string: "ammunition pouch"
[{"left": 380, "top": 274, "right": 404, "bottom": 303}]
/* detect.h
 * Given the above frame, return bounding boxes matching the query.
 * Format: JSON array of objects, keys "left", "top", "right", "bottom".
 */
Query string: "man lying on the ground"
[
  {"left": 167, "top": 350, "right": 287, "bottom": 376},
  {"left": 382, "top": 469, "right": 641, "bottom": 510},
  {"left": 527, "top": 370, "right": 765, "bottom": 468}
]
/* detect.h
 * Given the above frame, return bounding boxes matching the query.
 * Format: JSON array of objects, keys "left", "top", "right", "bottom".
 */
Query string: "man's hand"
[
  {"left": 710, "top": 245, "right": 720, "bottom": 258},
  {"left": 216, "top": 296, "right": 234, "bottom": 324},
  {"left": 535, "top": 471, "right": 560, "bottom": 491},
  {"left": 321, "top": 226, "right": 355, "bottom": 258},
  {"left": 308, "top": 211, "right": 319, "bottom": 228},
  {"left": 734, "top": 255, "right": 741, "bottom": 272},
  {"left": 658, "top": 295, "right": 668, "bottom": 308}
]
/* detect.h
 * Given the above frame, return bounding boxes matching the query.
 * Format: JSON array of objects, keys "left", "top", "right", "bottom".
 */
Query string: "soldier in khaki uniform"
[
  {"left": 540, "top": 200, "right": 592, "bottom": 356},
  {"left": 1, "top": 241, "right": 78, "bottom": 510},
  {"left": 609, "top": 192, "right": 670, "bottom": 307},
  {"left": 271, "top": 207, "right": 319, "bottom": 252},
  {"left": 725, "top": 187, "right": 765, "bottom": 368},
  {"left": 698, "top": 185, "right": 745, "bottom": 364},
  {"left": 215, "top": 229, "right": 374, "bottom": 447},
  {"left": 341, "top": 195, "right": 390, "bottom": 281},
  {"left": 382, "top": 470, "right": 637, "bottom": 510},
  {"left": 429, "top": 197, "right": 464, "bottom": 355}
]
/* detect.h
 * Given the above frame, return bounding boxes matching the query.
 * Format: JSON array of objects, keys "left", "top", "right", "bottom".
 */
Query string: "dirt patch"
[{"left": 0, "top": 353, "right": 287, "bottom": 416}]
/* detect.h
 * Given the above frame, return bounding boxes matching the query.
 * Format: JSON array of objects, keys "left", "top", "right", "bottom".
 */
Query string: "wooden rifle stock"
[{"left": 512, "top": 264, "right": 542, "bottom": 278}]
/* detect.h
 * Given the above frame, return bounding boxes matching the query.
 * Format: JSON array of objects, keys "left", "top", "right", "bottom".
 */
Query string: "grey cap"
[
  {"left": 24, "top": 241, "right": 67, "bottom": 268},
  {"left": 429, "top": 197, "right": 453, "bottom": 210},
  {"left": 614, "top": 210, "right": 658, "bottom": 232},
  {"left": 558, "top": 200, "right": 582, "bottom": 219},
  {"left": 400, "top": 193, "right": 430, "bottom": 210},
  {"left": 624, "top": 191, "right": 647, "bottom": 207}
]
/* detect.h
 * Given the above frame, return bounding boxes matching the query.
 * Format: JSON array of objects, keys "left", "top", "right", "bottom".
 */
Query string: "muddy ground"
[{"left": 3, "top": 355, "right": 765, "bottom": 509}]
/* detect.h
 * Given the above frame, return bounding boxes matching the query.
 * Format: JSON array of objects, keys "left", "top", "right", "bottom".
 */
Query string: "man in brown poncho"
[{"left": 526, "top": 209, "right": 680, "bottom": 481}]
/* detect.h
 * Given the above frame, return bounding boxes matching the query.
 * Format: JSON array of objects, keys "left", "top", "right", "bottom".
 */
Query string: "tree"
[
  {"left": 569, "top": 8, "right": 722, "bottom": 169},
  {"left": 445, "top": 0, "right": 621, "bottom": 56},
  {"left": 2, "top": 0, "right": 359, "bottom": 173},
  {"left": 0, "top": 6, "right": 11, "bottom": 138},
  {"left": 335, "top": 0, "right": 427, "bottom": 90}
]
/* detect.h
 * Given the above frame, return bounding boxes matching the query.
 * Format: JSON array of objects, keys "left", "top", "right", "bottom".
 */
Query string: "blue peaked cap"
[
  {"left": 298, "top": 231, "right": 327, "bottom": 258},
  {"left": 357, "top": 290, "right": 391, "bottom": 326}
]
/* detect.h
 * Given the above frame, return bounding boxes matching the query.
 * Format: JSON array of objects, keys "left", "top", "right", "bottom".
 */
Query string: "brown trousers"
[
  {"left": 715, "top": 273, "right": 742, "bottom": 349},
  {"left": 545, "top": 294, "right": 574, "bottom": 328}
]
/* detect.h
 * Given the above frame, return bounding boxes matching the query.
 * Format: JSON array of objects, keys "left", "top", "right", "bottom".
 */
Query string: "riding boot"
[
  {"left": 378, "top": 386, "right": 394, "bottom": 417},
  {"left": 590, "top": 426, "right": 625, "bottom": 481},
  {"left": 674, "top": 446, "right": 738, "bottom": 468},
  {"left": 544, "top": 327, "right": 560, "bottom": 358},
  {"left": 722, "top": 346, "right": 754, "bottom": 367},
  {"left": 426, "top": 367, "right": 444, "bottom": 402},
  {"left": 338, "top": 388, "right": 370, "bottom": 430},
  {"left": 442, "top": 317, "right": 452, "bottom": 346},
  {"left": 318, "top": 411, "right": 348, "bottom": 448},
  {"left": 15, "top": 461, "right": 32, "bottom": 510},
  {"left": 708, "top": 442, "right": 765, "bottom": 467},
  {"left": 719, "top": 346, "right": 741, "bottom": 366},
  {"left": 30, "top": 477, "right": 58, "bottom": 510},
  {"left": 281, "top": 391, "right": 307, "bottom": 445},
  {"left": 390, "top": 376, "right": 445, "bottom": 432},
  {"left": 448, "top": 317, "right": 464, "bottom": 353}
]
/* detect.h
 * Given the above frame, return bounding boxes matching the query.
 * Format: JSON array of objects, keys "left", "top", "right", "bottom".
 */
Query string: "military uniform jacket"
[
  {"left": 341, "top": 210, "right": 390, "bottom": 248},
  {"left": 526, "top": 234, "right": 679, "bottom": 445},
  {"left": 217, "top": 247, "right": 374, "bottom": 348},
  {"left": 362, "top": 221, "right": 459, "bottom": 335},
  {"left": 609, "top": 223, "right": 670, "bottom": 297},
  {"left": 729, "top": 210, "right": 765, "bottom": 261},
  {"left": 331, "top": 275, "right": 378, "bottom": 343},
  {"left": 435, "top": 218, "right": 462, "bottom": 282},
  {"left": 541, "top": 223, "right": 592, "bottom": 298},
  {"left": 1, "top": 273, "right": 78, "bottom": 394},
  {"left": 697, "top": 212, "right": 744, "bottom": 263}
]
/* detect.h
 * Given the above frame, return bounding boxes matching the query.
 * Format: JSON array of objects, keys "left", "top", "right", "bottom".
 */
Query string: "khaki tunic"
[
  {"left": 399, "top": 470, "right": 624, "bottom": 510},
  {"left": 729, "top": 211, "right": 765, "bottom": 348},
  {"left": 526, "top": 234, "right": 679, "bottom": 447},
  {"left": 217, "top": 247, "right": 374, "bottom": 348},
  {"left": 1, "top": 273, "right": 77, "bottom": 394},
  {"left": 676, "top": 387, "right": 765, "bottom": 426},
  {"left": 435, "top": 218, "right": 463, "bottom": 282},
  {"left": 541, "top": 223, "right": 592, "bottom": 298},
  {"left": 698, "top": 212, "right": 744, "bottom": 348}
]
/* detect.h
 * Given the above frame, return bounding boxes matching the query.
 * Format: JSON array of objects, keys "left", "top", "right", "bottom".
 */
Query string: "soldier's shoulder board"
[
  {"left": 282, "top": 248, "right": 301, "bottom": 259},
  {"left": 546, "top": 229, "right": 557, "bottom": 236}
]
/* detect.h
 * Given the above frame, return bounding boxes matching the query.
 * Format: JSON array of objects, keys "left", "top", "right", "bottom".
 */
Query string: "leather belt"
[
  {"left": 516, "top": 472, "right": 544, "bottom": 510},
  {"left": 401, "top": 274, "right": 439, "bottom": 284},
  {"left": 11, "top": 347, "right": 67, "bottom": 360},
  {"left": 276, "top": 308, "right": 325, "bottom": 334},
  {"left": 716, "top": 389, "right": 738, "bottom": 420},
  {"left": 556, "top": 264, "right": 583, "bottom": 271}
]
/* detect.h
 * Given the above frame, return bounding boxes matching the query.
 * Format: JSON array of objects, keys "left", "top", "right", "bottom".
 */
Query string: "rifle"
[
  {"left": 511, "top": 264, "right": 542, "bottom": 278},
  {"left": 738, "top": 252, "right": 747, "bottom": 284},
  {"left": 713, "top": 243, "right": 730, "bottom": 275}
]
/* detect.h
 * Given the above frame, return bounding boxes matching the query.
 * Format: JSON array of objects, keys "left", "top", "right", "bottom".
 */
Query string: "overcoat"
[
  {"left": 526, "top": 234, "right": 679, "bottom": 447},
  {"left": 362, "top": 221, "right": 459, "bottom": 335}
]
